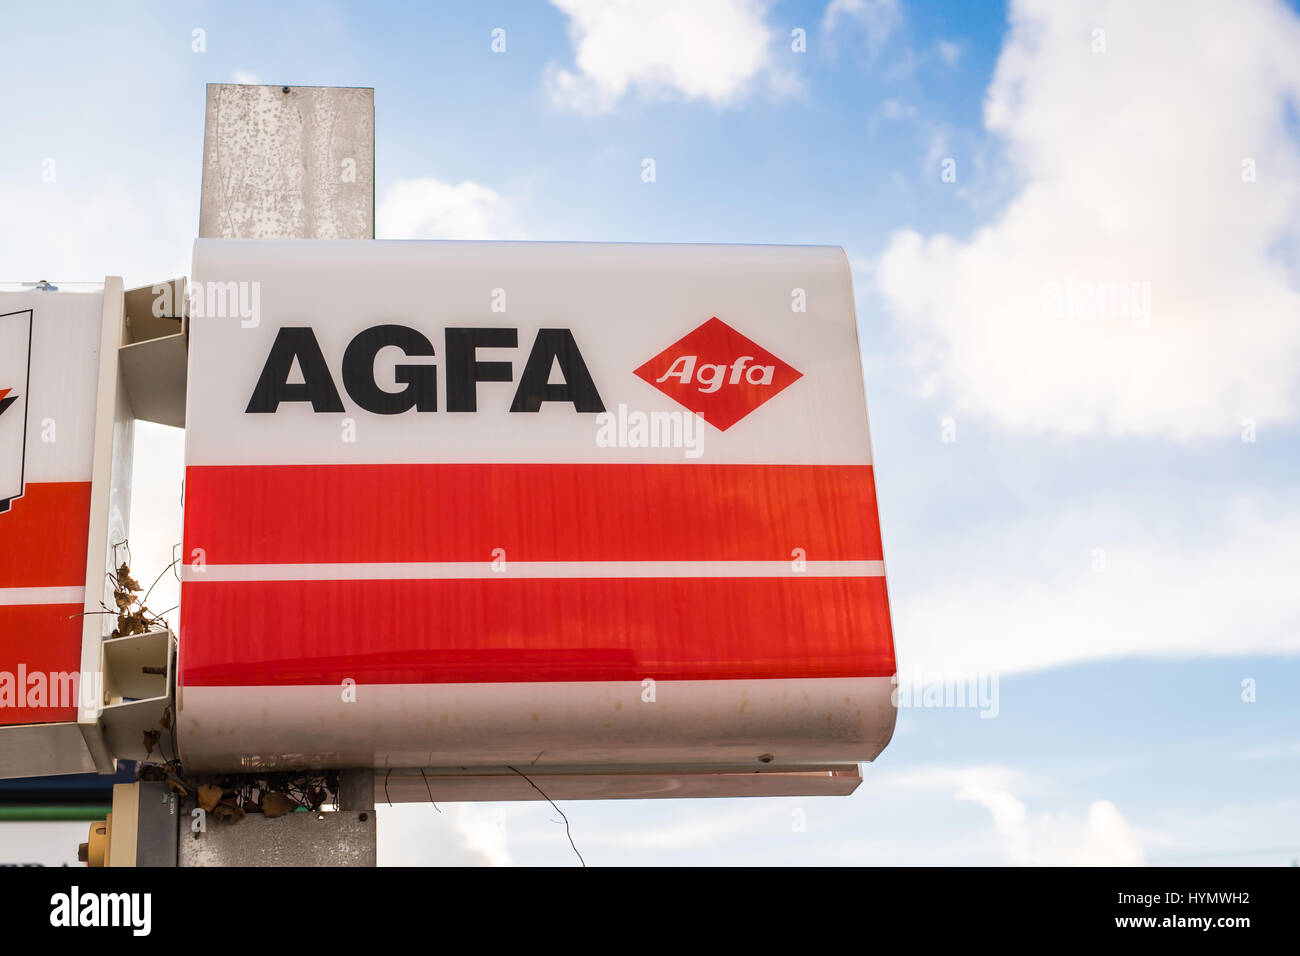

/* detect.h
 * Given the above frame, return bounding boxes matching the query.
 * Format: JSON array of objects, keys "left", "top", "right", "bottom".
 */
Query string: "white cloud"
[
  {"left": 872, "top": 97, "right": 916, "bottom": 126},
  {"left": 377, "top": 177, "right": 520, "bottom": 240},
  {"left": 921, "top": 126, "right": 952, "bottom": 177},
  {"left": 546, "top": 0, "right": 781, "bottom": 113},
  {"left": 231, "top": 69, "right": 261, "bottom": 85},
  {"left": 890, "top": 766, "right": 1145, "bottom": 865},
  {"left": 892, "top": 494, "right": 1300, "bottom": 678},
  {"left": 0, "top": 175, "right": 192, "bottom": 288},
  {"left": 378, "top": 803, "right": 512, "bottom": 866},
  {"left": 876, "top": 0, "right": 1300, "bottom": 439},
  {"left": 822, "top": 0, "right": 902, "bottom": 53},
  {"left": 935, "top": 38, "right": 962, "bottom": 68},
  {"left": 1068, "top": 800, "right": 1147, "bottom": 866}
]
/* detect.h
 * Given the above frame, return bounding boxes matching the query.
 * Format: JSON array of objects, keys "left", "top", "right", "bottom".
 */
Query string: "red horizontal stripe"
[
  {"left": 0, "top": 604, "right": 82, "bottom": 724},
  {"left": 180, "top": 576, "right": 895, "bottom": 686},
  {"left": 183, "top": 463, "right": 884, "bottom": 564},
  {"left": 0, "top": 481, "right": 91, "bottom": 588}
]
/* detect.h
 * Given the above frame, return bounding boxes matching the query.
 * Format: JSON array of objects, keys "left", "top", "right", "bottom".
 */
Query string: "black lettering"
[
  {"left": 341, "top": 324, "right": 438, "bottom": 414},
  {"left": 445, "top": 327, "right": 517, "bottom": 412},
  {"left": 510, "top": 329, "right": 604, "bottom": 413},
  {"left": 246, "top": 327, "right": 344, "bottom": 413}
]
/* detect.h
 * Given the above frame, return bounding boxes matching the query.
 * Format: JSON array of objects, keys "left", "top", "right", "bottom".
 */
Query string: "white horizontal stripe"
[
  {"left": 0, "top": 586, "right": 86, "bottom": 606},
  {"left": 183, "top": 560, "right": 886, "bottom": 583}
]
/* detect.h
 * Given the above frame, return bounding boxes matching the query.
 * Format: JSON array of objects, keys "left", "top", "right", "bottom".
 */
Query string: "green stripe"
[{"left": 0, "top": 805, "right": 110, "bottom": 821}]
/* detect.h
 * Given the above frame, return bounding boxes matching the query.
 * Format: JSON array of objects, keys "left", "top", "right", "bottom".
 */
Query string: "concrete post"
[
  {"left": 199, "top": 84, "right": 375, "bottom": 240},
  {"left": 179, "top": 83, "right": 378, "bottom": 866}
]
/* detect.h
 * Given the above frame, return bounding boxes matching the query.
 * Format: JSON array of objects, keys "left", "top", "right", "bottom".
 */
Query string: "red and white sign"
[
  {"left": 0, "top": 295, "right": 103, "bottom": 725},
  {"left": 178, "top": 241, "right": 895, "bottom": 772}
]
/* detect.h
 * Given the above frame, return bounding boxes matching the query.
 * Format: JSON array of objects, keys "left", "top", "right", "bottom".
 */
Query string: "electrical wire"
[
  {"left": 418, "top": 767, "right": 442, "bottom": 813},
  {"left": 507, "top": 765, "right": 585, "bottom": 867}
]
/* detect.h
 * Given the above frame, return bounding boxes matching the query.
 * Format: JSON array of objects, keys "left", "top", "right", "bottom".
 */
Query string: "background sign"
[{"left": 0, "top": 294, "right": 103, "bottom": 726}]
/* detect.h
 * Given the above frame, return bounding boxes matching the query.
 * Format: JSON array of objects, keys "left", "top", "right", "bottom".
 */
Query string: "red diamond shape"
[{"left": 634, "top": 317, "right": 802, "bottom": 431}]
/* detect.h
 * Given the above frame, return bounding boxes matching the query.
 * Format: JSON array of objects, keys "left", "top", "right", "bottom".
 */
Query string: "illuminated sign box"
[{"left": 179, "top": 241, "right": 896, "bottom": 790}]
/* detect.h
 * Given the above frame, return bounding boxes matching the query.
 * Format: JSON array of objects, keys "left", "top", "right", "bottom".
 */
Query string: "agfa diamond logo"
[{"left": 634, "top": 317, "right": 802, "bottom": 431}]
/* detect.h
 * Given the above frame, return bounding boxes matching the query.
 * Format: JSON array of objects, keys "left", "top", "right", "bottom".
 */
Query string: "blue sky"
[{"left": 2, "top": 0, "right": 1298, "bottom": 865}]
